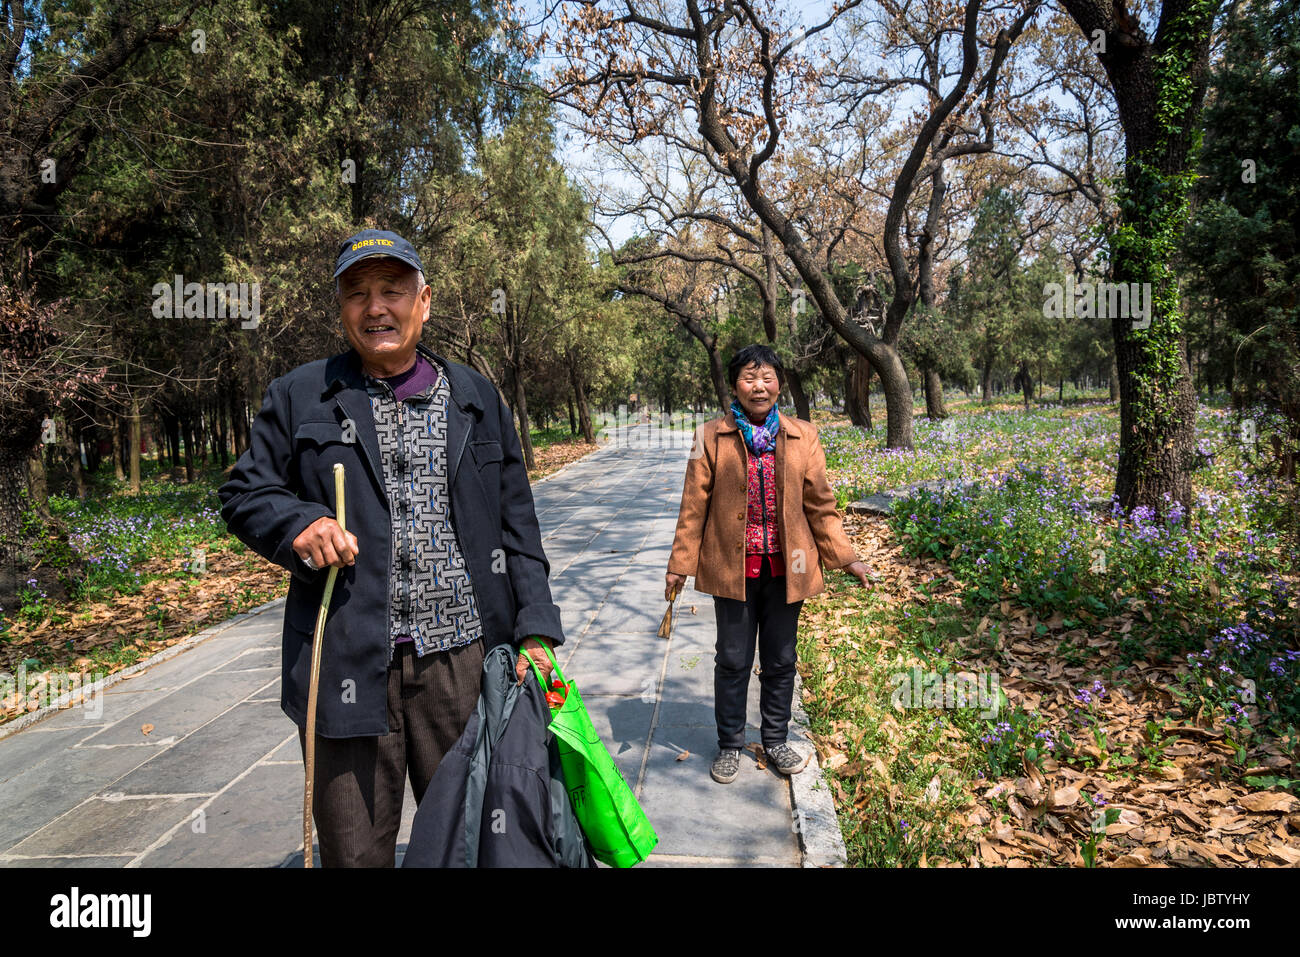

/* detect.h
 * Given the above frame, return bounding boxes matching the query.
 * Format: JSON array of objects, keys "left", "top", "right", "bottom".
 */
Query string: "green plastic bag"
[{"left": 528, "top": 644, "right": 658, "bottom": 867}]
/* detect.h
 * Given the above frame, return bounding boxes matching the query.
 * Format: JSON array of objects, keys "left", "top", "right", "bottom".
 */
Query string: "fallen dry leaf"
[
  {"left": 676, "top": 751, "right": 690, "bottom": 762},
  {"left": 924, "top": 774, "right": 941, "bottom": 803},
  {"left": 141, "top": 723, "right": 154, "bottom": 736},
  {"left": 1269, "top": 844, "right": 1300, "bottom": 864},
  {"left": 1053, "top": 786, "right": 1080, "bottom": 808},
  {"left": 1238, "top": 792, "right": 1300, "bottom": 814}
]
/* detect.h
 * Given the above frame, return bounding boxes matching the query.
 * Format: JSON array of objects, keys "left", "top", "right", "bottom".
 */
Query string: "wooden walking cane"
[{"left": 304, "top": 462, "right": 346, "bottom": 868}]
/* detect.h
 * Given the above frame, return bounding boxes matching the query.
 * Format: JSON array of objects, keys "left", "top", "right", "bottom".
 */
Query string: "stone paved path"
[{"left": 0, "top": 422, "right": 811, "bottom": 867}]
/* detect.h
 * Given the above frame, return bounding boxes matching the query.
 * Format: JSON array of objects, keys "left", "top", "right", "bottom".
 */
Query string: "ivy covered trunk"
[{"left": 1062, "top": 0, "right": 1220, "bottom": 515}]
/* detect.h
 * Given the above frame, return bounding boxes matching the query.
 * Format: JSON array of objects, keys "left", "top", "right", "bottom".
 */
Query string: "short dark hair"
[{"left": 727, "top": 344, "right": 786, "bottom": 389}]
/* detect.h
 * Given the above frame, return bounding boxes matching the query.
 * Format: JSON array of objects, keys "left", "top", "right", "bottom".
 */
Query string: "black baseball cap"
[{"left": 333, "top": 229, "right": 424, "bottom": 280}]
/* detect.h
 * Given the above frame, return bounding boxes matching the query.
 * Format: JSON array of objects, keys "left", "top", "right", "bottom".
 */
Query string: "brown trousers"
[{"left": 297, "top": 638, "right": 486, "bottom": 867}]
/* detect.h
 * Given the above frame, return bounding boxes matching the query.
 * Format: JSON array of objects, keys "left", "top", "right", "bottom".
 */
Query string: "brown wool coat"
[{"left": 668, "top": 410, "right": 860, "bottom": 603}]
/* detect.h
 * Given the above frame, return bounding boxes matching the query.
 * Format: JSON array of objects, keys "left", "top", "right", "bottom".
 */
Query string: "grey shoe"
[
  {"left": 710, "top": 748, "right": 742, "bottom": 783},
  {"left": 764, "top": 743, "right": 807, "bottom": 775}
]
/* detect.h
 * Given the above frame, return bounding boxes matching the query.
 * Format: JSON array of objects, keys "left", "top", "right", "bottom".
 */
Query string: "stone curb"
[
  {"left": 788, "top": 667, "right": 848, "bottom": 867},
  {"left": 0, "top": 596, "right": 286, "bottom": 742}
]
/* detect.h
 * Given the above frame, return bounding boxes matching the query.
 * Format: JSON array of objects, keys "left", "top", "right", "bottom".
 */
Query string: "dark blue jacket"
[
  {"left": 217, "top": 342, "right": 565, "bottom": 737},
  {"left": 402, "top": 643, "right": 594, "bottom": 868}
]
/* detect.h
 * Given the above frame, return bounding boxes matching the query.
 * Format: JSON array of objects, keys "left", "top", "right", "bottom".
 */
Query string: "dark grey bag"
[{"left": 402, "top": 643, "right": 593, "bottom": 868}]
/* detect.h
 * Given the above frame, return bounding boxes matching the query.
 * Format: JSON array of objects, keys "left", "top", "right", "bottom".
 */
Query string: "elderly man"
[{"left": 218, "top": 228, "right": 563, "bottom": 867}]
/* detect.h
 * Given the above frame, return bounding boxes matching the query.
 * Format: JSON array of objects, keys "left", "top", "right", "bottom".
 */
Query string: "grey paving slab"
[
  {"left": 543, "top": 531, "right": 602, "bottom": 553},
  {"left": 631, "top": 546, "right": 676, "bottom": 567},
  {"left": 561, "top": 640, "right": 664, "bottom": 697},
  {"left": 0, "top": 726, "right": 88, "bottom": 785},
  {"left": 586, "top": 586, "right": 667, "bottom": 633},
  {"left": 657, "top": 654, "right": 763, "bottom": 729},
  {"left": 136, "top": 760, "right": 303, "bottom": 867},
  {"left": 264, "top": 736, "right": 300, "bottom": 762},
  {"left": 636, "top": 724, "right": 799, "bottom": 863},
  {"left": 2, "top": 855, "right": 136, "bottom": 867},
  {"left": 14, "top": 687, "right": 156, "bottom": 733},
  {"left": 10, "top": 795, "right": 206, "bottom": 857},
  {"left": 553, "top": 549, "right": 631, "bottom": 573},
  {"left": 216, "top": 647, "right": 280, "bottom": 671},
  {"left": 557, "top": 603, "right": 601, "bottom": 640},
  {"left": 80, "top": 669, "right": 279, "bottom": 746},
  {"left": 0, "top": 745, "right": 155, "bottom": 852},
  {"left": 585, "top": 528, "right": 651, "bottom": 552},
  {"left": 111, "top": 699, "right": 288, "bottom": 795}
]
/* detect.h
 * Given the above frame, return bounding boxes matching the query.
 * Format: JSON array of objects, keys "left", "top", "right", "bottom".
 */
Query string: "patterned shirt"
[
  {"left": 744, "top": 446, "right": 783, "bottom": 577},
  {"left": 364, "top": 353, "right": 484, "bottom": 662}
]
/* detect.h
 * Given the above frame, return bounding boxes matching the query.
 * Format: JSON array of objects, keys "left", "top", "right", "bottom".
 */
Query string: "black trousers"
[
  {"left": 712, "top": 556, "right": 804, "bottom": 751},
  {"left": 296, "top": 638, "right": 485, "bottom": 867}
]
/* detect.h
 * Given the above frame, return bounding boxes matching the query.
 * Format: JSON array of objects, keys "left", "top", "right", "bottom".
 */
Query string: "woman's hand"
[
  {"left": 665, "top": 572, "right": 687, "bottom": 602},
  {"left": 842, "top": 561, "right": 873, "bottom": 587}
]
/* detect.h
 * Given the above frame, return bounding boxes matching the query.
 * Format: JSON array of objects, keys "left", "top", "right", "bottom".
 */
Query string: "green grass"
[{"left": 796, "top": 573, "right": 986, "bottom": 866}]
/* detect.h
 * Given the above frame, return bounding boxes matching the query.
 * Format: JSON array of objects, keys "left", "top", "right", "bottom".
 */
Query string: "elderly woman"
[{"left": 666, "top": 344, "right": 871, "bottom": 784}]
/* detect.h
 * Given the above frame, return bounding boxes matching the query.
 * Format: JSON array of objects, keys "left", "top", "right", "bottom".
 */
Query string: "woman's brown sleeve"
[{"left": 668, "top": 427, "right": 714, "bottom": 576}]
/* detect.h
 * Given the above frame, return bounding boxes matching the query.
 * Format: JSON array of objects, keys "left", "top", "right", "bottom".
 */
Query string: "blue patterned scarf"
[{"left": 731, "top": 399, "right": 780, "bottom": 453}]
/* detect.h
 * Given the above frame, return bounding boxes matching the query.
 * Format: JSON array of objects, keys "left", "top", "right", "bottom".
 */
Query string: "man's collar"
[{"left": 323, "top": 342, "right": 484, "bottom": 412}]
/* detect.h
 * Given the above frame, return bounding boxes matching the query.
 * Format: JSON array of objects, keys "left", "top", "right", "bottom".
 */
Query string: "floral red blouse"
[{"left": 744, "top": 446, "right": 784, "bottom": 577}]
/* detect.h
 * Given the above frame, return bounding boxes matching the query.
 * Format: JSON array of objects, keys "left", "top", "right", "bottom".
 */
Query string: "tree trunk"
[
  {"left": 1059, "top": 0, "right": 1215, "bottom": 515},
  {"left": 215, "top": 392, "right": 229, "bottom": 468},
  {"left": 129, "top": 397, "right": 142, "bottom": 494},
  {"left": 111, "top": 414, "right": 126, "bottom": 482},
  {"left": 566, "top": 350, "right": 597, "bottom": 444},
  {"left": 981, "top": 358, "right": 993, "bottom": 402},
  {"left": 183, "top": 417, "right": 196, "bottom": 483},
  {"left": 1109, "top": 354, "right": 1120, "bottom": 402},
  {"left": 206, "top": 404, "right": 219, "bottom": 466},
  {"left": 786, "top": 366, "right": 810, "bottom": 422},
  {"left": 164, "top": 413, "right": 181, "bottom": 481},
  {"left": 83, "top": 423, "right": 102, "bottom": 475},
  {"left": 845, "top": 357, "right": 870, "bottom": 427},
  {"left": 512, "top": 364, "right": 536, "bottom": 472},
  {"left": 61, "top": 419, "right": 87, "bottom": 499},
  {"left": 567, "top": 393, "right": 577, "bottom": 436},
  {"left": 706, "top": 345, "right": 730, "bottom": 412},
  {"left": 875, "top": 346, "right": 912, "bottom": 444},
  {"left": 1019, "top": 360, "right": 1033, "bottom": 411},
  {"left": 227, "top": 386, "right": 247, "bottom": 459},
  {"left": 923, "top": 364, "right": 948, "bottom": 419},
  {"left": 26, "top": 448, "right": 52, "bottom": 522}
]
